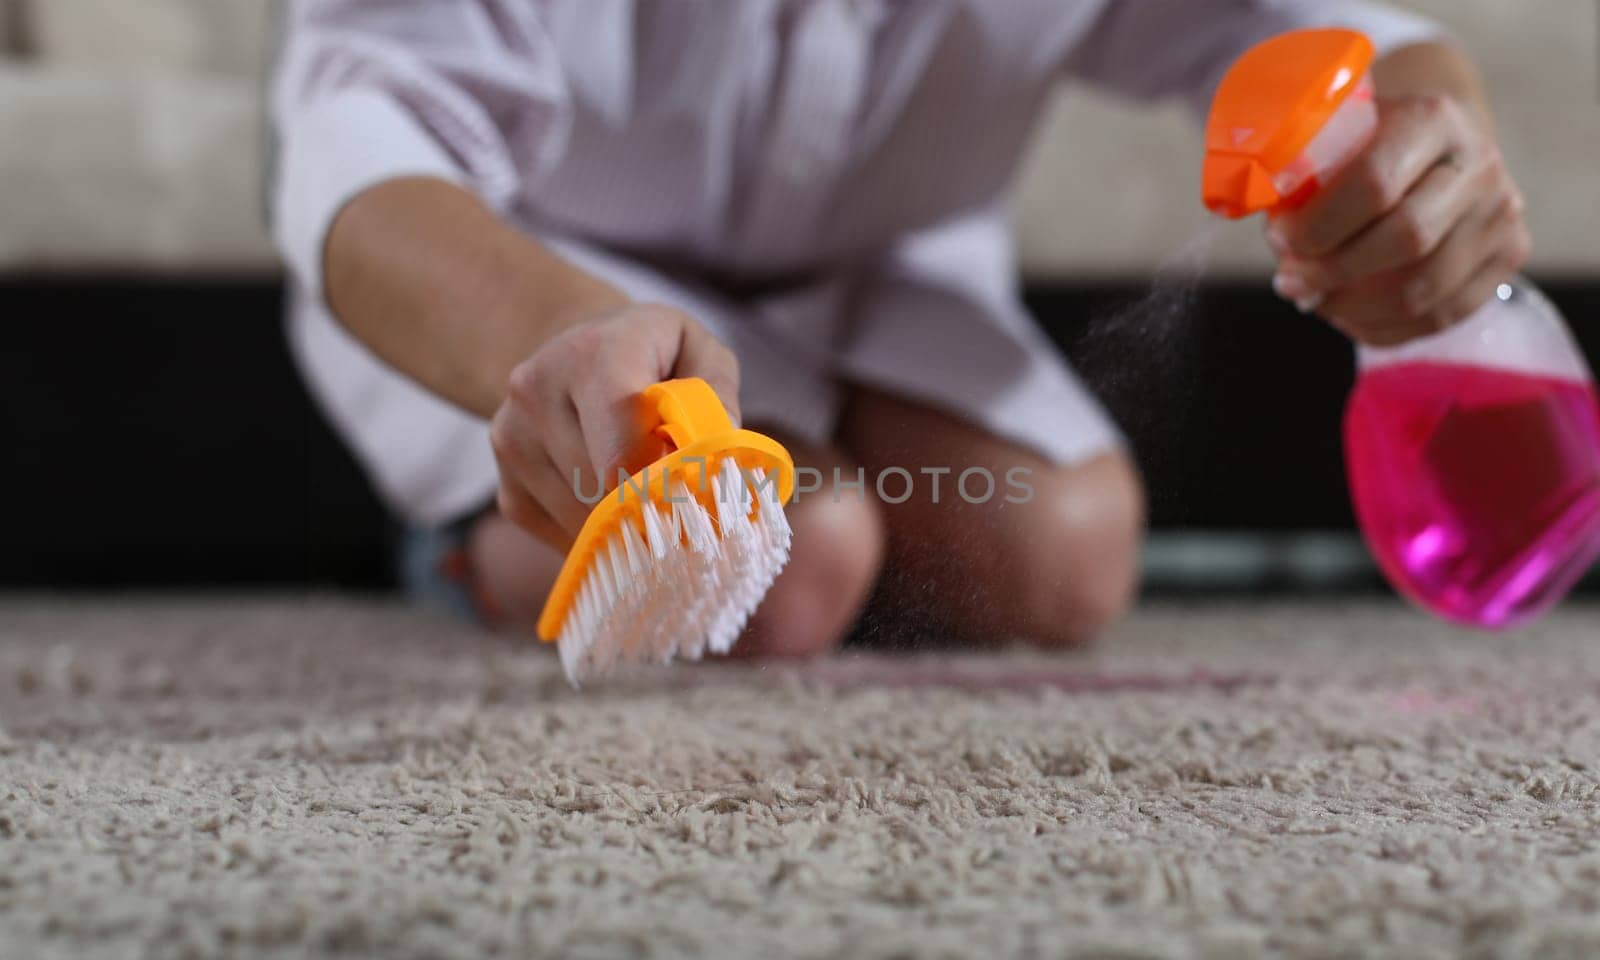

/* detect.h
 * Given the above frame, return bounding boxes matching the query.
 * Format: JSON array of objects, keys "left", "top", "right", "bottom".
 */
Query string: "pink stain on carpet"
[
  {"left": 786, "top": 657, "right": 1274, "bottom": 695},
  {"left": 1385, "top": 687, "right": 1481, "bottom": 716}
]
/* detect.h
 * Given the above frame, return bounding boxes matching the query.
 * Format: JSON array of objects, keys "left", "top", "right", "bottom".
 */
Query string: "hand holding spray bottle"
[{"left": 1202, "top": 29, "right": 1600, "bottom": 627}]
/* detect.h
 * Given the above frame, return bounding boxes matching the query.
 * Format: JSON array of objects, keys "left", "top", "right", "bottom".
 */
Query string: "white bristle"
[{"left": 555, "top": 459, "right": 793, "bottom": 685}]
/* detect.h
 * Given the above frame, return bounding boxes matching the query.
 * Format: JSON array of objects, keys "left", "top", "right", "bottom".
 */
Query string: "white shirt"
[{"left": 272, "top": 0, "right": 1439, "bottom": 526}]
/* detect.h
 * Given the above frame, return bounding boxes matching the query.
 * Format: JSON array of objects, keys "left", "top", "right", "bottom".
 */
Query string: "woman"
[{"left": 271, "top": 1, "right": 1528, "bottom": 654}]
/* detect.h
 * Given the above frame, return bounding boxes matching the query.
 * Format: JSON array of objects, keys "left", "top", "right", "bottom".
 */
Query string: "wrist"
[{"left": 480, "top": 253, "right": 630, "bottom": 402}]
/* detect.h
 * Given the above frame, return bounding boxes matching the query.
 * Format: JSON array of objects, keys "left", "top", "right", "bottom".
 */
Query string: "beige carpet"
[{"left": 4, "top": 597, "right": 1600, "bottom": 959}]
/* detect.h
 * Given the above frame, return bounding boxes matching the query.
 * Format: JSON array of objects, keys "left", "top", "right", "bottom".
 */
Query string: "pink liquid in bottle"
[
  {"left": 1201, "top": 32, "right": 1600, "bottom": 627},
  {"left": 1346, "top": 361, "right": 1600, "bottom": 628}
]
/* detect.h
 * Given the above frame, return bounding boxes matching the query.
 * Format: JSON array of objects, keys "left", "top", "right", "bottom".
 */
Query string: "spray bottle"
[{"left": 1202, "top": 29, "right": 1600, "bottom": 628}]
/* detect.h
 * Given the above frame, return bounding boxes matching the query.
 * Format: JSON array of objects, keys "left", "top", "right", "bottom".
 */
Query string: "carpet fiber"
[{"left": 4, "top": 597, "right": 1600, "bottom": 958}]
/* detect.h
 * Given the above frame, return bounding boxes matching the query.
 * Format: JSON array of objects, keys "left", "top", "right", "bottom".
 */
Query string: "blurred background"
[{"left": 0, "top": 0, "right": 1595, "bottom": 597}]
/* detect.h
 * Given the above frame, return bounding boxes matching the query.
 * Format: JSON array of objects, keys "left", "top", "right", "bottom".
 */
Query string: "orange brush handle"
[{"left": 534, "top": 378, "right": 795, "bottom": 642}]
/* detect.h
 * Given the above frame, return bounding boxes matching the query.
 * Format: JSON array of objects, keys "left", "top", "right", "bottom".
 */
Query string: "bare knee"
[
  {"left": 740, "top": 458, "right": 885, "bottom": 658},
  {"left": 468, "top": 512, "right": 565, "bottom": 628},
  {"left": 1014, "top": 452, "right": 1145, "bottom": 647}
]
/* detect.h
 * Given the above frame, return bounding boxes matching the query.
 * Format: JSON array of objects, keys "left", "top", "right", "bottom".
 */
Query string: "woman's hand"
[
  {"left": 1267, "top": 90, "right": 1531, "bottom": 347},
  {"left": 489, "top": 304, "right": 741, "bottom": 547}
]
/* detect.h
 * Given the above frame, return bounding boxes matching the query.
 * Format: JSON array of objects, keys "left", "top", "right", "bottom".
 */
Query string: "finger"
[
  {"left": 528, "top": 395, "right": 597, "bottom": 515},
  {"left": 504, "top": 360, "right": 597, "bottom": 513},
  {"left": 1393, "top": 192, "right": 1515, "bottom": 319},
  {"left": 1424, "top": 230, "right": 1533, "bottom": 332},
  {"left": 493, "top": 474, "right": 569, "bottom": 548},
  {"left": 1318, "top": 194, "right": 1498, "bottom": 326},
  {"left": 490, "top": 408, "right": 592, "bottom": 536},
  {"left": 1323, "top": 311, "right": 1429, "bottom": 348},
  {"left": 1272, "top": 96, "right": 1462, "bottom": 257},
  {"left": 1294, "top": 155, "right": 1481, "bottom": 289},
  {"left": 569, "top": 308, "right": 682, "bottom": 484},
  {"left": 1317, "top": 270, "right": 1430, "bottom": 346},
  {"left": 1316, "top": 186, "right": 1520, "bottom": 339},
  {"left": 673, "top": 319, "right": 742, "bottom": 426}
]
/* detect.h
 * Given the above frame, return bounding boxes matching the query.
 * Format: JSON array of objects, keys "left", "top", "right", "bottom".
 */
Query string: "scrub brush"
[{"left": 536, "top": 377, "right": 796, "bottom": 684}]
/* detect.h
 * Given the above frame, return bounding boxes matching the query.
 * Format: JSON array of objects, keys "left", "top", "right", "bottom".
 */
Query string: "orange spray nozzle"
[{"left": 1201, "top": 28, "right": 1376, "bottom": 219}]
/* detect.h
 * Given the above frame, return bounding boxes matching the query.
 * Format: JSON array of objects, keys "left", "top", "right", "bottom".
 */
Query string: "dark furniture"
[{"left": 4, "top": 275, "right": 1596, "bottom": 591}]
